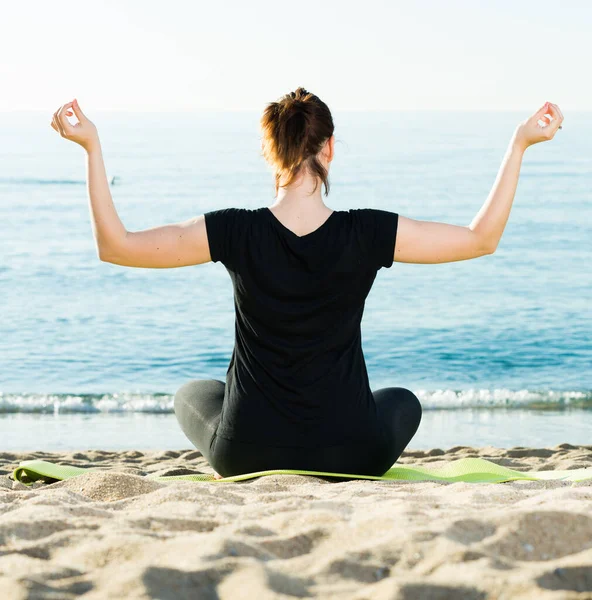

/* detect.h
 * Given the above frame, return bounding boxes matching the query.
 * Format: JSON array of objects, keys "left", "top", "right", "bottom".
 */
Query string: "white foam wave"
[
  {"left": 415, "top": 388, "right": 591, "bottom": 409},
  {"left": 0, "top": 393, "right": 174, "bottom": 414},
  {"left": 0, "top": 389, "right": 590, "bottom": 414}
]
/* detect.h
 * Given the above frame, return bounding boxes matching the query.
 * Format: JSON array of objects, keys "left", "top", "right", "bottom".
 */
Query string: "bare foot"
[{"left": 213, "top": 471, "right": 223, "bottom": 480}]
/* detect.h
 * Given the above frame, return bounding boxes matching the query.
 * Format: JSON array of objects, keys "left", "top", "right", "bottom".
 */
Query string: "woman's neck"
[{"left": 272, "top": 175, "right": 329, "bottom": 214}]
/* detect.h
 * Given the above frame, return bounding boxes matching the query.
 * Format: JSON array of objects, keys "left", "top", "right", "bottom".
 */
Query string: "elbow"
[
  {"left": 97, "top": 232, "right": 127, "bottom": 264},
  {"left": 473, "top": 231, "right": 497, "bottom": 256},
  {"left": 482, "top": 241, "right": 497, "bottom": 256},
  {"left": 468, "top": 227, "right": 497, "bottom": 257},
  {"left": 97, "top": 245, "right": 117, "bottom": 263},
  {"left": 98, "top": 249, "right": 111, "bottom": 263}
]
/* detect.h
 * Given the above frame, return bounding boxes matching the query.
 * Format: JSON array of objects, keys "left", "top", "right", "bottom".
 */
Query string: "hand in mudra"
[
  {"left": 514, "top": 102, "right": 564, "bottom": 151},
  {"left": 50, "top": 98, "right": 99, "bottom": 152}
]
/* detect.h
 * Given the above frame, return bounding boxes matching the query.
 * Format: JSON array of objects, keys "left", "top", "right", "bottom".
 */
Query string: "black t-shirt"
[{"left": 203, "top": 206, "right": 399, "bottom": 448}]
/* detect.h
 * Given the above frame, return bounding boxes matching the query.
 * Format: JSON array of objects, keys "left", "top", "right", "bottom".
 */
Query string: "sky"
[{"left": 1, "top": 0, "right": 590, "bottom": 112}]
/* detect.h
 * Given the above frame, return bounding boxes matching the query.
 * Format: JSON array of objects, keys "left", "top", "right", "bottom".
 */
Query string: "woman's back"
[{"left": 204, "top": 205, "right": 399, "bottom": 446}]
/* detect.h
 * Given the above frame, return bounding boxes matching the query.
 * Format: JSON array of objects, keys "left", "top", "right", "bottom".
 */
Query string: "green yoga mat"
[{"left": 12, "top": 457, "right": 592, "bottom": 485}]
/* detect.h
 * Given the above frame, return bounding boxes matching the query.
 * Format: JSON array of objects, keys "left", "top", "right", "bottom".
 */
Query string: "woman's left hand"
[{"left": 50, "top": 98, "right": 99, "bottom": 152}]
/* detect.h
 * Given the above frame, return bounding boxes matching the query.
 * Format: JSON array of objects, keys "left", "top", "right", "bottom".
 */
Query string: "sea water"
[{"left": 1, "top": 110, "right": 590, "bottom": 451}]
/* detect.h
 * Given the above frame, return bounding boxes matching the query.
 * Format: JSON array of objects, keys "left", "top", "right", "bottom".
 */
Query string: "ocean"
[{"left": 1, "top": 110, "right": 590, "bottom": 451}]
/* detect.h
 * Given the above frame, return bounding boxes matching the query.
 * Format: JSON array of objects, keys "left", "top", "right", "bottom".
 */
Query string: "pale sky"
[{"left": 1, "top": 0, "right": 590, "bottom": 112}]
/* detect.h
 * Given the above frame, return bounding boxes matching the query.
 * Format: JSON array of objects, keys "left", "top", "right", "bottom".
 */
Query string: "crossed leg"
[{"left": 174, "top": 379, "right": 423, "bottom": 478}]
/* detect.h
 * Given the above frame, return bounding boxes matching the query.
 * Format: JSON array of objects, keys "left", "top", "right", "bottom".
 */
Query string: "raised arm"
[
  {"left": 51, "top": 99, "right": 212, "bottom": 268},
  {"left": 394, "top": 102, "right": 564, "bottom": 264}
]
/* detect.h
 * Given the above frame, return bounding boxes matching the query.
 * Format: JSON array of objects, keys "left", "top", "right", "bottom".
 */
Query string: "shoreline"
[{"left": 3, "top": 410, "right": 592, "bottom": 453}]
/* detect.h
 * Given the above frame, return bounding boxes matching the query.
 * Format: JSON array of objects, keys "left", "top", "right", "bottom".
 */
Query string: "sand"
[{"left": 1, "top": 443, "right": 591, "bottom": 599}]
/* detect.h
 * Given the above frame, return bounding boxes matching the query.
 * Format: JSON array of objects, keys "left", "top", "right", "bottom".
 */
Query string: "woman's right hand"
[
  {"left": 513, "top": 102, "right": 564, "bottom": 152},
  {"left": 51, "top": 98, "right": 100, "bottom": 153}
]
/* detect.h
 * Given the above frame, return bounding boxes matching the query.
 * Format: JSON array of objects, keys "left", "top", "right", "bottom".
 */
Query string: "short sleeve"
[
  {"left": 204, "top": 208, "right": 246, "bottom": 268},
  {"left": 357, "top": 208, "right": 399, "bottom": 270}
]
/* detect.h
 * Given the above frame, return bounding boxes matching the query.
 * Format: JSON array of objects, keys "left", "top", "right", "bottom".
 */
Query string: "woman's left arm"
[{"left": 51, "top": 99, "right": 212, "bottom": 268}]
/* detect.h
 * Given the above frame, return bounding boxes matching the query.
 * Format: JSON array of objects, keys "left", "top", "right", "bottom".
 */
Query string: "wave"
[
  {"left": 0, "top": 392, "right": 172, "bottom": 414},
  {"left": 415, "top": 389, "right": 592, "bottom": 409},
  {"left": 0, "top": 389, "right": 591, "bottom": 414}
]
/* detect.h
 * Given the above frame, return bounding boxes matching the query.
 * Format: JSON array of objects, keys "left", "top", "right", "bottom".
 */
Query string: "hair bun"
[
  {"left": 260, "top": 87, "right": 335, "bottom": 197},
  {"left": 282, "top": 95, "right": 309, "bottom": 120},
  {"left": 284, "top": 87, "right": 312, "bottom": 113}
]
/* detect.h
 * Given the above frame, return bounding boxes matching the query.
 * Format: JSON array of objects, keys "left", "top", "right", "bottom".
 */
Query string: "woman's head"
[{"left": 260, "top": 87, "right": 335, "bottom": 197}]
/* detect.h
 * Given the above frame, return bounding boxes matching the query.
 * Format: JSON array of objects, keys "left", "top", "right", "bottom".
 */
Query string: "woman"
[{"left": 51, "top": 89, "right": 563, "bottom": 479}]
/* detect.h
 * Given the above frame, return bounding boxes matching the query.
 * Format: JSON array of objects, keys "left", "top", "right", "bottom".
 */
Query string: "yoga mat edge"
[{"left": 11, "top": 457, "right": 592, "bottom": 486}]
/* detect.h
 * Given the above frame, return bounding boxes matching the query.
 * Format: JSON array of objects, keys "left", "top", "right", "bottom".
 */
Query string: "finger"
[
  {"left": 55, "top": 107, "right": 74, "bottom": 117},
  {"left": 533, "top": 102, "right": 550, "bottom": 120},
  {"left": 550, "top": 102, "right": 564, "bottom": 123},
  {"left": 53, "top": 107, "right": 65, "bottom": 133},
  {"left": 71, "top": 98, "right": 85, "bottom": 122},
  {"left": 546, "top": 105, "right": 563, "bottom": 134},
  {"left": 52, "top": 113, "right": 65, "bottom": 137},
  {"left": 532, "top": 104, "right": 551, "bottom": 128},
  {"left": 57, "top": 103, "right": 75, "bottom": 136},
  {"left": 545, "top": 102, "right": 561, "bottom": 123},
  {"left": 543, "top": 107, "right": 562, "bottom": 138},
  {"left": 57, "top": 101, "right": 74, "bottom": 118}
]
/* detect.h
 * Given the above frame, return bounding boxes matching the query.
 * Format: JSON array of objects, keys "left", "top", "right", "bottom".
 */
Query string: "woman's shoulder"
[
  {"left": 206, "top": 206, "right": 257, "bottom": 216},
  {"left": 204, "top": 206, "right": 262, "bottom": 225}
]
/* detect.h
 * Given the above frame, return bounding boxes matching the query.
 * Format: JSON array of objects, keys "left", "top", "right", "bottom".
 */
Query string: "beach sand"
[{"left": 1, "top": 444, "right": 591, "bottom": 599}]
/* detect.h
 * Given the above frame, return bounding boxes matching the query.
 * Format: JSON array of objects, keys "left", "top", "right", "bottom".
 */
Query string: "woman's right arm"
[{"left": 394, "top": 102, "right": 564, "bottom": 264}]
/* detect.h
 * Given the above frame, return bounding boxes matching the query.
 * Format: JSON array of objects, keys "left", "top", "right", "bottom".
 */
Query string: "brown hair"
[{"left": 260, "top": 87, "right": 335, "bottom": 197}]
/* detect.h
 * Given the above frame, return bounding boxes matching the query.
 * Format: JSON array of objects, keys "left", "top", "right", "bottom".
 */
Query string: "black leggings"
[{"left": 173, "top": 380, "right": 422, "bottom": 478}]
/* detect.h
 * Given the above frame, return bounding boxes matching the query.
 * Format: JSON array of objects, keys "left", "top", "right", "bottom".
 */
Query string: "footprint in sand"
[
  {"left": 443, "top": 518, "right": 497, "bottom": 545},
  {"left": 483, "top": 511, "right": 592, "bottom": 561},
  {"left": 396, "top": 583, "right": 487, "bottom": 600},
  {"left": 536, "top": 565, "right": 592, "bottom": 593}
]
